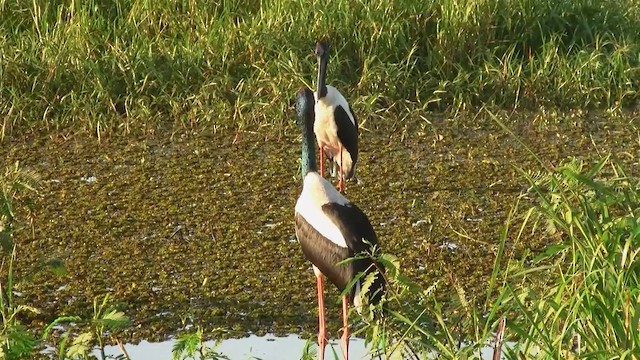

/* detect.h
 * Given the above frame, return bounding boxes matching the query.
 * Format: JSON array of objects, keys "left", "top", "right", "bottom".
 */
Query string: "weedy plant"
[
  {"left": 498, "top": 157, "right": 640, "bottom": 359},
  {"left": 1, "top": 162, "right": 41, "bottom": 358},
  {"left": 0, "top": 247, "right": 40, "bottom": 359},
  {"left": 171, "top": 326, "right": 230, "bottom": 360},
  {"left": 312, "top": 155, "right": 640, "bottom": 359},
  {"left": 346, "top": 251, "right": 507, "bottom": 359},
  {"left": 41, "top": 294, "right": 131, "bottom": 360}
]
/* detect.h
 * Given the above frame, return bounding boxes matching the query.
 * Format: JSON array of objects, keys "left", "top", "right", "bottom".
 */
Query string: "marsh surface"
[{"left": 3, "top": 111, "right": 639, "bottom": 342}]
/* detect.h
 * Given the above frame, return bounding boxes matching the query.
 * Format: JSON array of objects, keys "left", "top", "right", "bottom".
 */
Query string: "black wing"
[
  {"left": 334, "top": 105, "right": 359, "bottom": 168},
  {"left": 321, "top": 202, "right": 385, "bottom": 304},
  {"left": 295, "top": 213, "right": 353, "bottom": 293},
  {"left": 321, "top": 202, "right": 377, "bottom": 253}
]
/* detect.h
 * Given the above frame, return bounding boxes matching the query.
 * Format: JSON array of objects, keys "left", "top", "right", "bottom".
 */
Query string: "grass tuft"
[{"left": 1, "top": 0, "right": 639, "bottom": 137}]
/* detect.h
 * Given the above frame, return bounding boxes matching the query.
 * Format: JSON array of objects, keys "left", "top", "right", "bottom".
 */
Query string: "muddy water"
[{"left": 2, "top": 111, "right": 638, "bottom": 342}]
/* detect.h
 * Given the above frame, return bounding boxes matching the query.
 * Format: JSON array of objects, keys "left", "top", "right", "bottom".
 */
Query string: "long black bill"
[{"left": 316, "top": 42, "right": 329, "bottom": 98}]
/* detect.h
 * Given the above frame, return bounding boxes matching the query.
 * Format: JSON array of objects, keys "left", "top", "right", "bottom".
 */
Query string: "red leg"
[
  {"left": 338, "top": 146, "right": 345, "bottom": 193},
  {"left": 319, "top": 147, "right": 325, "bottom": 178},
  {"left": 341, "top": 295, "right": 350, "bottom": 360},
  {"left": 317, "top": 274, "right": 327, "bottom": 360}
]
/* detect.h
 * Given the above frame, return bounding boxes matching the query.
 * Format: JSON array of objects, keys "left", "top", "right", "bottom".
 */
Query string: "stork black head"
[
  {"left": 295, "top": 87, "right": 315, "bottom": 127},
  {"left": 295, "top": 87, "right": 317, "bottom": 175},
  {"left": 315, "top": 41, "right": 329, "bottom": 60},
  {"left": 315, "top": 41, "right": 329, "bottom": 98}
]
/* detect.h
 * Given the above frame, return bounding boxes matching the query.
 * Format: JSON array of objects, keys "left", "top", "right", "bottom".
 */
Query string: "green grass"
[
  {"left": 499, "top": 157, "right": 640, "bottom": 358},
  {"left": 335, "top": 157, "right": 640, "bottom": 359},
  {"left": 1, "top": 0, "right": 640, "bottom": 138}
]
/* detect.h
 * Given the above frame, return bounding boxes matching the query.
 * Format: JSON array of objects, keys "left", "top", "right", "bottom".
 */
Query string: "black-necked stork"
[
  {"left": 294, "top": 87, "right": 384, "bottom": 360},
  {"left": 314, "top": 41, "right": 359, "bottom": 193}
]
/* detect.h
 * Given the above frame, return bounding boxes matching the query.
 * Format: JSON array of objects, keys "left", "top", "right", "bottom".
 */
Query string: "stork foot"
[{"left": 317, "top": 333, "right": 327, "bottom": 360}]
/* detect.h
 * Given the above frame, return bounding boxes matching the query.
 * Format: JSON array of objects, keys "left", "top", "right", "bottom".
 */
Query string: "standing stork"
[
  {"left": 313, "top": 41, "right": 359, "bottom": 193},
  {"left": 294, "top": 87, "right": 385, "bottom": 360}
]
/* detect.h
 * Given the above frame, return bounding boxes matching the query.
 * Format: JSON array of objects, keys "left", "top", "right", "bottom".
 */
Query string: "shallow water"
[
  {"left": 90, "top": 334, "right": 503, "bottom": 359},
  {"left": 2, "top": 111, "right": 639, "bottom": 346},
  {"left": 92, "top": 334, "right": 369, "bottom": 360}
]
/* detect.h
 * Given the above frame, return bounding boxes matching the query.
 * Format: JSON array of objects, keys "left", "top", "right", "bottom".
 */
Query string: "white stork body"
[
  {"left": 293, "top": 86, "right": 383, "bottom": 360},
  {"left": 314, "top": 85, "right": 358, "bottom": 182},
  {"left": 295, "top": 171, "right": 380, "bottom": 308},
  {"left": 314, "top": 42, "right": 359, "bottom": 192}
]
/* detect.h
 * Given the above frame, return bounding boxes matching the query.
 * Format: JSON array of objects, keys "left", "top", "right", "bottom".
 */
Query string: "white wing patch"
[
  {"left": 314, "top": 85, "right": 355, "bottom": 126},
  {"left": 313, "top": 86, "right": 356, "bottom": 169},
  {"left": 295, "top": 173, "right": 350, "bottom": 248}
]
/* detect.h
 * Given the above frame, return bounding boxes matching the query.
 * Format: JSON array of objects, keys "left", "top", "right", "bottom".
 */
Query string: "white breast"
[
  {"left": 313, "top": 86, "right": 355, "bottom": 150},
  {"left": 295, "top": 172, "right": 349, "bottom": 248}
]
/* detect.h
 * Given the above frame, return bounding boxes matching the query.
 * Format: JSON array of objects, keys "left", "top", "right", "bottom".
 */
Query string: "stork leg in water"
[
  {"left": 341, "top": 295, "right": 350, "bottom": 360},
  {"left": 315, "top": 268, "right": 327, "bottom": 360},
  {"left": 338, "top": 146, "right": 345, "bottom": 193},
  {"left": 319, "top": 147, "right": 325, "bottom": 178},
  {"left": 318, "top": 144, "right": 347, "bottom": 194}
]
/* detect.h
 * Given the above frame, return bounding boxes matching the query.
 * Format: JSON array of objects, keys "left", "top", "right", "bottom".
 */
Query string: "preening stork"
[
  {"left": 294, "top": 87, "right": 385, "bottom": 360},
  {"left": 313, "top": 41, "right": 359, "bottom": 193}
]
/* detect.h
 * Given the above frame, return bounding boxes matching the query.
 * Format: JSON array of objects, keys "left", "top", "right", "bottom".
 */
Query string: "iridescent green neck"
[
  {"left": 295, "top": 88, "right": 317, "bottom": 176},
  {"left": 300, "top": 124, "right": 317, "bottom": 176}
]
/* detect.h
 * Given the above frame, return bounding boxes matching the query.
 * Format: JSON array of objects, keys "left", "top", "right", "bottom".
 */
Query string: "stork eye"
[{"left": 315, "top": 42, "right": 329, "bottom": 57}]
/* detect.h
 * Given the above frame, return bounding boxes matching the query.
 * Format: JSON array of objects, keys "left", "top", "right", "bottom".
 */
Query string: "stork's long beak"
[{"left": 316, "top": 42, "right": 329, "bottom": 99}]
